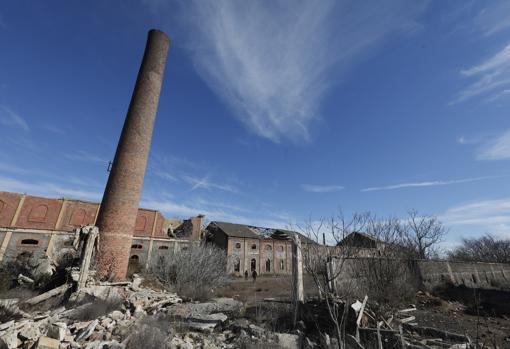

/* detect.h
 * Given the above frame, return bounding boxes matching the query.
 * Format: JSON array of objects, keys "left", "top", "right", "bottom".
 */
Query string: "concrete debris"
[
  {"left": 0, "top": 273, "right": 478, "bottom": 349},
  {"left": 17, "top": 274, "right": 34, "bottom": 285}
]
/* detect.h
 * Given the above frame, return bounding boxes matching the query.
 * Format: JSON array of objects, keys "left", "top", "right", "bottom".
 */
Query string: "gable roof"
[
  {"left": 209, "top": 221, "right": 317, "bottom": 244},
  {"left": 337, "top": 231, "right": 381, "bottom": 247}
]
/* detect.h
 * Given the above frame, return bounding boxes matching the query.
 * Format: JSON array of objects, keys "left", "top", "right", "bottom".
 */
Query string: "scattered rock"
[
  {"left": 275, "top": 333, "right": 301, "bottom": 349},
  {"left": 35, "top": 336, "right": 60, "bottom": 349}
]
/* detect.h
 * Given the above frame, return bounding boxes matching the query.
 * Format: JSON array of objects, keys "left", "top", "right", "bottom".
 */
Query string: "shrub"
[
  {"left": 0, "top": 302, "right": 22, "bottom": 323},
  {"left": 125, "top": 320, "right": 171, "bottom": 349},
  {"left": 152, "top": 244, "right": 229, "bottom": 300}
]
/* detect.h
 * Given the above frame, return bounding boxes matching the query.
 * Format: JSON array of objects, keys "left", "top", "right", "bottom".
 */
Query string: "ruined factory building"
[
  {"left": 0, "top": 191, "right": 203, "bottom": 268},
  {"left": 205, "top": 221, "right": 316, "bottom": 276}
]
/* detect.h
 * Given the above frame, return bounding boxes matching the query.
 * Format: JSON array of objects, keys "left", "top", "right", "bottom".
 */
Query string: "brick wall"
[
  {"left": 0, "top": 192, "right": 21, "bottom": 227},
  {"left": 15, "top": 196, "right": 63, "bottom": 230},
  {"left": 0, "top": 191, "right": 167, "bottom": 237}
]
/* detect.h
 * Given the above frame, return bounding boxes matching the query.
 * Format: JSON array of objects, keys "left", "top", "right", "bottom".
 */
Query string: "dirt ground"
[
  {"left": 215, "top": 276, "right": 510, "bottom": 347},
  {"left": 214, "top": 274, "right": 319, "bottom": 303},
  {"left": 414, "top": 291, "right": 510, "bottom": 348}
]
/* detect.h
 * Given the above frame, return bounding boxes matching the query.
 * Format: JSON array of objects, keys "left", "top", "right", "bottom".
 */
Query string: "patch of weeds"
[
  {"left": 125, "top": 319, "right": 172, "bottom": 349},
  {"left": 0, "top": 302, "right": 22, "bottom": 323}
]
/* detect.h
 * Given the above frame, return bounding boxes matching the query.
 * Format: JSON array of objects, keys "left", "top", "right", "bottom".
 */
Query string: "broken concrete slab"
[{"left": 35, "top": 336, "right": 60, "bottom": 349}]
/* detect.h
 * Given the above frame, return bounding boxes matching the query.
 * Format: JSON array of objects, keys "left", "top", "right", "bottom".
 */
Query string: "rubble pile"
[
  {"left": 350, "top": 295, "right": 473, "bottom": 349},
  {"left": 0, "top": 275, "right": 308, "bottom": 349}
]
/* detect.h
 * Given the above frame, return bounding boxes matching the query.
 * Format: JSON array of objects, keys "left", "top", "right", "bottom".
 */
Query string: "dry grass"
[{"left": 152, "top": 244, "right": 229, "bottom": 301}]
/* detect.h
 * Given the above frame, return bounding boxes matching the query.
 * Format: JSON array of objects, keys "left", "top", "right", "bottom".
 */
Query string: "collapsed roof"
[{"left": 208, "top": 221, "right": 317, "bottom": 244}]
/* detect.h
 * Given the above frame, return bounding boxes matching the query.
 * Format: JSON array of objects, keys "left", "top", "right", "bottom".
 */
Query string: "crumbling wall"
[
  {"left": 418, "top": 259, "right": 510, "bottom": 290},
  {"left": 329, "top": 257, "right": 510, "bottom": 294}
]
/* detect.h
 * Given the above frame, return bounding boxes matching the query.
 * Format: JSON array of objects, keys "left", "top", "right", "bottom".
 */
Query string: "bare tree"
[
  {"left": 448, "top": 234, "right": 510, "bottom": 264},
  {"left": 354, "top": 216, "right": 416, "bottom": 308},
  {"left": 401, "top": 210, "right": 447, "bottom": 259},
  {"left": 297, "top": 211, "right": 371, "bottom": 349}
]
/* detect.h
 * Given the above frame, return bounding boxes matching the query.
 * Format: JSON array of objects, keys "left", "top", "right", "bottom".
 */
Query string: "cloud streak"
[
  {"left": 0, "top": 106, "right": 30, "bottom": 132},
  {"left": 182, "top": 175, "right": 238, "bottom": 193},
  {"left": 452, "top": 42, "right": 510, "bottom": 104},
  {"left": 361, "top": 176, "right": 496, "bottom": 192},
  {"left": 182, "top": 0, "right": 427, "bottom": 142},
  {"left": 476, "top": 129, "right": 510, "bottom": 160},
  {"left": 440, "top": 197, "right": 510, "bottom": 238},
  {"left": 0, "top": 175, "right": 102, "bottom": 201},
  {"left": 301, "top": 184, "right": 344, "bottom": 193}
]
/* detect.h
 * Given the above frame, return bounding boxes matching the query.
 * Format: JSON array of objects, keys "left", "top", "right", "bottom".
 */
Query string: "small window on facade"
[
  {"left": 251, "top": 244, "right": 257, "bottom": 250},
  {"left": 20, "top": 239, "right": 39, "bottom": 246},
  {"left": 158, "top": 245, "right": 169, "bottom": 250},
  {"left": 235, "top": 242, "right": 241, "bottom": 249},
  {"left": 131, "top": 244, "right": 143, "bottom": 250},
  {"left": 130, "top": 255, "right": 139, "bottom": 260},
  {"left": 265, "top": 259, "right": 271, "bottom": 272},
  {"left": 265, "top": 245, "right": 272, "bottom": 251},
  {"left": 234, "top": 259, "right": 240, "bottom": 272},
  {"left": 182, "top": 246, "right": 188, "bottom": 251},
  {"left": 279, "top": 246, "right": 284, "bottom": 252},
  {"left": 280, "top": 260, "right": 285, "bottom": 271}
]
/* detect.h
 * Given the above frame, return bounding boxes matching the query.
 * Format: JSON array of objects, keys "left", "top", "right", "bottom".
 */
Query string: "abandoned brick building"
[
  {"left": 205, "top": 221, "right": 316, "bottom": 276},
  {"left": 0, "top": 191, "right": 203, "bottom": 268}
]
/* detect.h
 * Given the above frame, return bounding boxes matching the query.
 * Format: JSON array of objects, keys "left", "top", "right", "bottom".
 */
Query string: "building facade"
[
  {"left": 0, "top": 191, "right": 202, "bottom": 268},
  {"left": 205, "top": 221, "right": 316, "bottom": 276}
]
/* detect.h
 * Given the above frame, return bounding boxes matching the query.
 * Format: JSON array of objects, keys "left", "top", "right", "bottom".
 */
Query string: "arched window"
[
  {"left": 135, "top": 215, "right": 147, "bottom": 231},
  {"left": 280, "top": 260, "right": 285, "bottom": 271},
  {"left": 251, "top": 258, "right": 256, "bottom": 272},
  {"left": 265, "top": 245, "right": 272, "bottom": 251},
  {"left": 70, "top": 208, "right": 87, "bottom": 226},
  {"left": 265, "top": 259, "right": 271, "bottom": 272},
  {"left": 235, "top": 242, "right": 241, "bottom": 249},
  {"left": 130, "top": 255, "right": 139, "bottom": 261},
  {"left": 131, "top": 244, "right": 143, "bottom": 250},
  {"left": 158, "top": 245, "right": 169, "bottom": 250},
  {"left": 251, "top": 244, "right": 257, "bottom": 250},
  {"left": 28, "top": 205, "right": 48, "bottom": 223},
  {"left": 20, "top": 239, "right": 39, "bottom": 246},
  {"left": 234, "top": 258, "right": 240, "bottom": 272}
]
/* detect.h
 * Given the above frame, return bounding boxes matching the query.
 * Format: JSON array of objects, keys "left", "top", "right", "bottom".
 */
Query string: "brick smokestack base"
[{"left": 95, "top": 29, "right": 170, "bottom": 281}]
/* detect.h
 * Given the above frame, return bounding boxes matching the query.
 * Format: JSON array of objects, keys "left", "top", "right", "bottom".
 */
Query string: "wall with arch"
[{"left": 0, "top": 191, "right": 166, "bottom": 237}]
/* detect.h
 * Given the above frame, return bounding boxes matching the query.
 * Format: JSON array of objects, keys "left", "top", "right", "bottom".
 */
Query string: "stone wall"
[{"left": 328, "top": 257, "right": 510, "bottom": 293}]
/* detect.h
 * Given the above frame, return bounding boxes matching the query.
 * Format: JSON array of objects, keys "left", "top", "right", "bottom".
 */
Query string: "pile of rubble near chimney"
[{"left": 0, "top": 273, "right": 308, "bottom": 349}]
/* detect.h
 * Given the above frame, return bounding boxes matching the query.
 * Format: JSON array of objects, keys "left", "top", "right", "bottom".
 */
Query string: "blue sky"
[{"left": 1, "top": 1, "right": 509, "bottom": 246}]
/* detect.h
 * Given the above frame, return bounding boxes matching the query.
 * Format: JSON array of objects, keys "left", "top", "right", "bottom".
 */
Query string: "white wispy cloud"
[
  {"left": 452, "top": 42, "right": 510, "bottom": 104},
  {"left": 440, "top": 197, "right": 510, "bottom": 238},
  {"left": 301, "top": 184, "right": 344, "bottom": 193},
  {"left": 182, "top": 175, "right": 238, "bottom": 193},
  {"left": 476, "top": 129, "right": 510, "bottom": 160},
  {"left": 0, "top": 162, "right": 28, "bottom": 175},
  {"left": 0, "top": 105, "right": 30, "bottom": 132},
  {"left": 0, "top": 175, "right": 102, "bottom": 201},
  {"left": 65, "top": 150, "right": 108, "bottom": 164},
  {"left": 181, "top": 0, "right": 427, "bottom": 142},
  {"left": 361, "top": 176, "right": 496, "bottom": 192},
  {"left": 141, "top": 197, "right": 289, "bottom": 229},
  {"left": 474, "top": 1, "right": 510, "bottom": 37},
  {"left": 154, "top": 171, "right": 179, "bottom": 182},
  {"left": 42, "top": 124, "right": 66, "bottom": 135}
]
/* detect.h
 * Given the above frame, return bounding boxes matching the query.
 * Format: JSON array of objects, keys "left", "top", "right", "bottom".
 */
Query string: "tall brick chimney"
[{"left": 95, "top": 29, "right": 170, "bottom": 280}]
